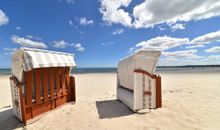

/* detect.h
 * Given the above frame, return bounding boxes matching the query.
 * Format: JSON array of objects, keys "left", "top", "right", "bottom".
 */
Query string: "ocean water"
[
  {"left": 0, "top": 68, "right": 117, "bottom": 75},
  {"left": 1, "top": 66, "right": 220, "bottom": 76},
  {"left": 0, "top": 69, "right": 11, "bottom": 75},
  {"left": 73, "top": 68, "right": 117, "bottom": 74}
]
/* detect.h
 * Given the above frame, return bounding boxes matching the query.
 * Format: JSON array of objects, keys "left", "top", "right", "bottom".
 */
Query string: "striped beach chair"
[
  {"left": 117, "top": 50, "right": 162, "bottom": 111},
  {"left": 10, "top": 47, "right": 76, "bottom": 124}
]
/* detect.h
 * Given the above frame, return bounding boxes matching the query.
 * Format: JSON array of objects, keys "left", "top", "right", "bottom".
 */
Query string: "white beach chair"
[
  {"left": 117, "top": 50, "right": 162, "bottom": 111},
  {"left": 10, "top": 47, "right": 76, "bottom": 124}
]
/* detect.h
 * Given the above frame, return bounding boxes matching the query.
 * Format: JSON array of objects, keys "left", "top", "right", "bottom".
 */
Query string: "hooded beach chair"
[
  {"left": 10, "top": 47, "right": 76, "bottom": 124},
  {"left": 117, "top": 50, "right": 162, "bottom": 111}
]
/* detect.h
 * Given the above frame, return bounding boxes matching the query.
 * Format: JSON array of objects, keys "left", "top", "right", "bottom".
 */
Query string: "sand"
[{"left": 0, "top": 71, "right": 220, "bottom": 130}]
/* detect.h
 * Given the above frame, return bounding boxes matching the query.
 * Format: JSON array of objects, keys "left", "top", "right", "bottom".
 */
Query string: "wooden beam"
[
  {"left": 34, "top": 69, "right": 41, "bottom": 105},
  {"left": 70, "top": 76, "right": 76, "bottom": 102},
  {"left": 65, "top": 67, "right": 71, "bottom": 100},
  {"left": 156, "top": 76, "right": 162, "bottom": 108},
  {"left": 42, "top": 69, "right": 49, "bottom": 103},
  {"left": 24, "top": 71, "right": 33, "bottom": 108},
  {"left": 55, "top": 68, "right": 61, "bottom": 98},
  {"left": 49, "top": 68, "right": 55, "bottom": 100},
  {"left": 61, "top": 68, "right": 66, "bottom": 96}
]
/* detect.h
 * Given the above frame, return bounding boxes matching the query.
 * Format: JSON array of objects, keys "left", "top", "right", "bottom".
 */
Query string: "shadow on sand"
[
  {"left": 0, "top": 107, "right": 24, "bottom": 130},
  {"left": 96, "top": 99, "right": 133, "bottom": 119}
]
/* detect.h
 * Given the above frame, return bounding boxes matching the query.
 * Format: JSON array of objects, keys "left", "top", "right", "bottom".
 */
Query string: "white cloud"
[
  {"left": 51, "top": 40, "right": 85, "bottom": 51},
  {"left": 99, "top": 0, "right": 132, "bottom": 27},
  {"left": 128, "top": 47, "right": 135, "bottom": 53},
  {"left": 26, "top": 35, "right": 42, "bottom": 41},
  {"left": 99, "top": 0, "right": 220, "bottom": 29},
  {"left": 69, "top": 20, "right": 73, "bottom": 26},
  {"left": 185, "top": 44, "right": 205, "bottom": 49},
  {"left": 59, "top": 0, "right": 74, "bottom": 4},
  {"left": 112, "top": 28, "right": 124, "bottom": 35},
  {"left": 79, "top": 17, "right": 94, "bottom": 25},
  {"left": 191, "top": 30, "right": 220, "bottom": 44},
  {"left": 3, "top": 48, "right": 18, "bottom": 55},
  {"left": 158, "top": 26, "right": 165, "bottom": 31},
  {"left": 170, "top": 23, "right": 185, "bottom": 31},
  {"left": 26, "top": 35, "right": 34, "bottom": 39},
  {"left": 133, "top": 0, "right": 220, "bottom": 28},
  {"left": 16, "top": 26, "right": 21, "bottom": 30},
  {"left": 136, "top": 36, "right": 189, "bottom": 51},
  {"left": 208, "top": 55, "right": 220, "bottom": 60},
  {"left": 74, "top": 43, "right": 85, "bottom": 51},
  {"left": 66, "top": 0, "right": 74, "bottom": 4},
  {"left": 79, "top": 31, "right": 84, "bottom": 34},
  {"left": 159, "top": 58, "right": 210, "bottom": 66},
  {"left": 159, "top": 49, "right": 204, "bottom": 66},
  {"left": 125, "top": 29, "right": 220, "bottom": 65},
  {"left": 133, "top": 30, "right": 220, "bottom": 53},
  {"left": 11, "top": 35, "right": 47, "bottom": 48},
  {"left": 101, "top": 42, "right": 114, "bottom": 46},
  {"left": 52, "top": 40, "right": 69, "bottom": 48},
  {"left": 162, "top": 49, "right": 202, "bottom": 59},
  {"left": 162, "top": 57, "right": 178, "bottom": 62},
  {"left": 205, "top": 46, "right": 220, "bottom": 53},
  {"left": 0, "top": 10, "right": 9, "bottom": 26}
]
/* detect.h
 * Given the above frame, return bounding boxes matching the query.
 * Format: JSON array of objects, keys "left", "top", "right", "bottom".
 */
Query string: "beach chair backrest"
[{"left": 117, "top": 50, "right": 161, "bottom": 91}]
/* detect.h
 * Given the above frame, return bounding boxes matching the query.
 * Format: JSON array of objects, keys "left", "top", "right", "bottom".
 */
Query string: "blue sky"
[{"left": 0, "top": 0, "right": 220, "bottom": 68}]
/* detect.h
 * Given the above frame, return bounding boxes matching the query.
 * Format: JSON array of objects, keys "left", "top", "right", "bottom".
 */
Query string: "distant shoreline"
[
  {"left": 1, "top": 65, "right": 220, "bottom": 75},
  {"left": 1, "top": 64, "right": 220, "bottom": 70}
]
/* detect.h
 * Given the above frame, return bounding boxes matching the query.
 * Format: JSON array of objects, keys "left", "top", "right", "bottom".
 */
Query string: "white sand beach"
[{"left": 1, "top": 70, "right": 220, "bottom": 130}]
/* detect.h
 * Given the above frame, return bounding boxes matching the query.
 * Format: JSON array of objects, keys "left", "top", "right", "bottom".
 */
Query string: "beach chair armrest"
[
  {"left": 70, "top": 76, "right": 75, "bottom": 87},
  {"left": 134, "top": 69, "right": 160, "bottom": 79},
  {"left": 10, "top": 76, "right": 24, "bottom": 88},
  {"left": 69, "top": 75, "right": 76, "bottom": 101}
]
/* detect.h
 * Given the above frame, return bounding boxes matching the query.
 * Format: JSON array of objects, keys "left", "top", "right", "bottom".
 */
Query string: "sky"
[{"left": 0, "top": 0, "right": 220, "bottom": 68}]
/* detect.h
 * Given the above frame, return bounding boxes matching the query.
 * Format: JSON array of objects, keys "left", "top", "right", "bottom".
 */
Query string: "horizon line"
[{"left": 1, "top": 64, "right": 220, "bottom": 69}]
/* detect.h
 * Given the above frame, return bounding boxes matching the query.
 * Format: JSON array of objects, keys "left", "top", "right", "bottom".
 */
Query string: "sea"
[
  {"left": 1, "top": 66, "right": 220, "bottom": 75},
  {"left": 0, "top": 68, "right": 117, "bottom": 75}
]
